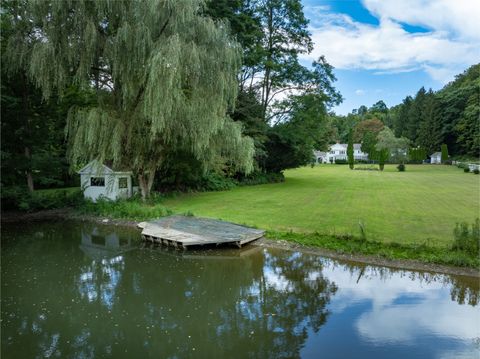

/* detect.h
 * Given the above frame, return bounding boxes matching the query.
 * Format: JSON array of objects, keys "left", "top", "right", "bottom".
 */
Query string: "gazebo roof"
[{"left": 77, "top": 160, "right": 132, "bottom": 175}]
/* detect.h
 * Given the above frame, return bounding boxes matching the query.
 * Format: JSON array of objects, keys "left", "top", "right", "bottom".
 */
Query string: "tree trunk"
[
  {"left": 25, "top": 146, "right": 34, "bottom": 192},
  {"left": 138, "top": 168, "right": 156, "bottom": 201},
  {"left": 22, "top": 74, "right": 34, "bottom": 192}
]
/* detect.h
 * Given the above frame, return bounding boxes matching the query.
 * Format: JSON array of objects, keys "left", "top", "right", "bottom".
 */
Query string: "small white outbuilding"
[
  {"left": 78, "top": 160, "right": 134, "bottom": 202},
  {"left": 430, "top": 152, "right": 442, "bottom": 164}
]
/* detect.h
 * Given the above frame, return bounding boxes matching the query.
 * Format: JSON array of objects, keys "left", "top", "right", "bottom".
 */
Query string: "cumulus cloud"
[
  {"left": 364, "top": 0, "right": 480, "bottom": 41},
  {"left": 304, "top": 1, "right": 480, "bottom": 83}
]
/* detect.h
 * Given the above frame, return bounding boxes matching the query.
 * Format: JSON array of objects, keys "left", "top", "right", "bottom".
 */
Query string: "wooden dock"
[{"left": 138, "top": 215, "right": 265, "bottom": 249}]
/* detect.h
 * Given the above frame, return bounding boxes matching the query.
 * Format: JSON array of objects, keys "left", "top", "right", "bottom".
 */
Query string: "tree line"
[{"left": 329, "top": 63, "right": 479, "bottom": 162}]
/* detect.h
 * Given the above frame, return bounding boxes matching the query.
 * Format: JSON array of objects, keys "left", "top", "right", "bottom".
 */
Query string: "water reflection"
[
  {"left": 301, "top": 260, "right": 480, "bottom": 359},
  {"left": 77, "top": 225, "right": 135, "bottom": 310},
  {"left": 1, "top": 222, "right": 479, "bottom": 359}
]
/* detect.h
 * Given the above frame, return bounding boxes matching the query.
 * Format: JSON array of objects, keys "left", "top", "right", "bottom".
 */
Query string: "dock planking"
[{"left": 138, "top": 215, "right": 265, "bottom": 249}]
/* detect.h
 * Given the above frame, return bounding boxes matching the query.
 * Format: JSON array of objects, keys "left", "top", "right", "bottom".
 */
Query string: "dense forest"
[
  {"left": 1, "top": 0, "right": 478, "bottom": 204},
  {"left": 328, "top": 63, "right": 480, "bottom": 159}
]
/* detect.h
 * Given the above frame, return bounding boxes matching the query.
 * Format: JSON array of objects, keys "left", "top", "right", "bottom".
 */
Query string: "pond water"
[{"left": 1, "top": 221, "right": 479, "bottom": 358}]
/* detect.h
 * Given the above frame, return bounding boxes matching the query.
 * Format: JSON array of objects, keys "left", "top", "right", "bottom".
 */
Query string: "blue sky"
[{"left": 300, "top": 0, "right": 480, "bottom": 115}]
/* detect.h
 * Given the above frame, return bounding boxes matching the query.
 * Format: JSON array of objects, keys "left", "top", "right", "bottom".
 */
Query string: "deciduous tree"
[{"left": 8, "top": 0, "right": 254, "bottom": 199}]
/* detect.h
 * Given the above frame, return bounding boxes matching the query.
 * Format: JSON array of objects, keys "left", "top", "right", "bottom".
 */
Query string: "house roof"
[
  {"left": 431, "top": 152, "right": 442, "bottom": 157},
  {"left": 331, "top": 143, "right": 362, "bottom": 150},
  {"left": 314, "top": 143, "right": 364, "bottom": 153},
  {"left": 78, "top": 160, "right": 132, "bottom": 175}
]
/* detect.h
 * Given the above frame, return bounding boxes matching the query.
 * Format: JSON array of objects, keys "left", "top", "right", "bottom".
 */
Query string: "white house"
[
  {"left": 314, "top": 143, "right": 368, "bottom": 163},
  {"left": 78, "top": 160, "right": 134, "bottom": 202},
  {"left": 468, "top": 163, "right": 479, "bottom": 172},
  {"left": 430, "top": 152, "right": 442, "bottom": 164}
]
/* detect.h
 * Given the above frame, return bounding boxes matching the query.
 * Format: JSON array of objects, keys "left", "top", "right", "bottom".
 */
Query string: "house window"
[
  {"left": 340, "top": 150, "right": 345, "bottom": 154},
  {"left": 330, "top": 151, "right": 335, "bottom": 154},
  {"left": 118, "top": 177, "right": 128, "bottom": 189},
  {"left": 90, "top": 177, "right": 105, "bottom": 187}
]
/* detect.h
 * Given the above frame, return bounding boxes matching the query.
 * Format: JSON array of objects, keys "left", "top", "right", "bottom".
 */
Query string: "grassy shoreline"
[
  {"left": 3, "top": 165, "right": 479, "bottom": 269},
  {"left": 2, "top": 206, "right": 478, "bottom": 270},
  {"left": 266, "top": 231, "right": 479, "bottom": 269}
]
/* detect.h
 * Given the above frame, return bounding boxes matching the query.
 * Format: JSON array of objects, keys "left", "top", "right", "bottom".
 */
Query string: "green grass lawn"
[{"left": 163, "top": 165, "right": 480, "bottom": 247}]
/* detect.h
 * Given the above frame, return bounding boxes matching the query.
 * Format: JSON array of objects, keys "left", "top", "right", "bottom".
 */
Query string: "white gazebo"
[{"left": 78, "top": 160, "right": 134, "bottom": 202}]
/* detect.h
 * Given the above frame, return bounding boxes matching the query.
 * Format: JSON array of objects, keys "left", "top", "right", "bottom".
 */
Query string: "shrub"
[
  {"left": 198, "top": 173, "right": 238, "bottom": 191},
  {"left": 452, "top": 219, "right": 480, "bottom": 256},
  {"left": 464, "top": 168, "right": 470, "bottom": 173},
  {"left": 1, "top": 186, "right": 83, "bottom": 211},
  {"left": 334, "top": 159, "right": 348, "bottom": 164},
  {"left": 238, "top": 171, "right": 285, "bottom": 186},
  {"left": 397, "top": 164, "right": 406, "bottom": 172},
  {"left": 474, "top": 169, "right": 479, "bottom": 174},
  {"left": 78, "top": 197, "right": 173, "bottom": 220}
]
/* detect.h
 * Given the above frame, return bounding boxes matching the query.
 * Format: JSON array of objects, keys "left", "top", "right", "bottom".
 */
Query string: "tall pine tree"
[
  {"left": 406, "top": 87, "right": 426, "bottom": 144},
  {"left": 417, "top": 90, "right": 442, "bottom": 155}
]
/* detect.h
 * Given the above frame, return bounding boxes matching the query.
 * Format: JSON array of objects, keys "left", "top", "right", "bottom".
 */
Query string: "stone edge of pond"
[{"left": 2, "top": 208, "right": 479, "bottom": 278}]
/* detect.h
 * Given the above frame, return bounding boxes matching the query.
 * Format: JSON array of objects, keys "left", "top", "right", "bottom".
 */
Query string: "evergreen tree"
[
  {"left": 376, "top": 148, "right": 389, "bottom": 171},
  {"left": 406, "top": 87, "right": 426, "bottom": 144},
  {"left": 417, "top": 90, "right": 442, "bottom": 155},
  {"left": 456, "top": 92, "right": 480, "bottom": 157},
  {"left": 7, "top": 0, "right": 254, "bottom": 199},
  {"left": 347, "top": 129, "right": 354, "bottom": 169},
  {"left": 436, "top": 64, "right": 480, "bottom": 157},
  {"left": 394, "top": 96, "right": 412, "bottom": 138},
  {"left": 441, "top": 144, "right": 449, "bottom": 163}
]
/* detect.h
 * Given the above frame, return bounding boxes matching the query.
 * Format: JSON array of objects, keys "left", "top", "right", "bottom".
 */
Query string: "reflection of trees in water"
[
  {"left": 325, "top": 258, "right": 479, "bottom": 306},
  {"left": 116, "top": 246, "right": 337, "bottom": 358},
  {"left": 218, "top": 249, "right": 338, "bottom": 358},
  {"left": 2, "top": 221, "right": 479, "bottom": 359},
  {"left": 2, "top": 222, "right": 338, "bottom": 358}
]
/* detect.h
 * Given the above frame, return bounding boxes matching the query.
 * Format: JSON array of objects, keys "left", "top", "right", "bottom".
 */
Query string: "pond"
[{"left": 1, "top": 221, "right": 479, "bottom": 358}]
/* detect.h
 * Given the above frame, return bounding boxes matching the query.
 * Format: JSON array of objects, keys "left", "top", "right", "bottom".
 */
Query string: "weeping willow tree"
[{"left": 6, "top": 0, "right": 254, "bottom": 199}]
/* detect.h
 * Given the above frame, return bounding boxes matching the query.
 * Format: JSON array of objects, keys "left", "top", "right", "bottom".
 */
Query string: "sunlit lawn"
[{"left": 164, "top": 165, "right": 480, "bottom": 247}]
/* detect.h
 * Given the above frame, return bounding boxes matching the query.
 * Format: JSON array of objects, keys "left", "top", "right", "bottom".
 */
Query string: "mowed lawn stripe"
[{"left": 163, "top": 165, "right": 479, "bottom": 247}]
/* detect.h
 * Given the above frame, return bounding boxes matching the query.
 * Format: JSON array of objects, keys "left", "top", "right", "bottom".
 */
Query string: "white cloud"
[
  {"left": 304, "top": 1, "right": 480, "bottom": 84},
  {"left": 363, "top": 0, "right": 480, "bottom": 41},
  {"left": 355, "top": 89, "right": 365, "bottom": 95}
]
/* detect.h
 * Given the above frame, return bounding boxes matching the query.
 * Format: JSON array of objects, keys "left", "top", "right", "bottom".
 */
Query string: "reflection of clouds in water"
[
  {"left": 324, "top": 265, "right": 445, "bottom": 310},
  {"left": 263, "top": 266, "right": 290, "bottom": 292},
  {"left": 77, "top": 256, "right": 124, "bottom": 310},
  {"left": 322, "top": 265, "right": 480, "bottom": 344},
  {"left": 356, "top": 298, "right": 479, "bottom": 343}
]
